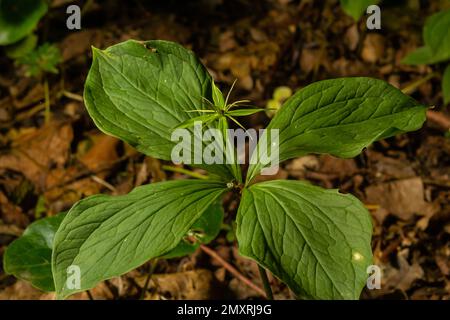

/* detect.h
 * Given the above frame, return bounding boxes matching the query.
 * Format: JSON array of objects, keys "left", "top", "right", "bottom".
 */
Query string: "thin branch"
[
  {"left": 91, "top": 175, "right": 116, "bottom": 192},
  {"left": 200, "top": 244, "right": 267, "bottom": 298},
  {"left": 62, "top": 90, "right": 83, "bottom": 102},
  {"left": 401, "top": 72, "right": 439, "bottom": 95},
  {"left": 44, "top": 79, "right": 51, "bottom": 124},
  {"left": 140, "top": 259, "right": 158, "bottom": 300},
  {"left": 86, "top": 290, "right": 94, "bottom": 300},
  {"left": 426, "top": 110, "right": 450, "bottom": 131}
]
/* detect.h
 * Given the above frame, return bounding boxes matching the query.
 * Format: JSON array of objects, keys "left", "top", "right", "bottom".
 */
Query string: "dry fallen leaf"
[
  {"left": 365, "top": 177, "right": 432, "bottom": 221},
  {"left": 383, "top": 251, "right": 424, "bottom": 292},
  {"left": 78, "top": 134, "right": 119, "bottom": 172},
  {"left": 0, "top": 121, "right": 73, "bottom": 190}
]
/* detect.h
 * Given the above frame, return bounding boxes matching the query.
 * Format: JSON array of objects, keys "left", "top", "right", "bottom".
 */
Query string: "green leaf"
[
  {"left": 161, "top": 240, "right": 198, "bottom": 259},
  {"left": 401, "top": 46, "right": 435, "bottom": 65},
  {"left": 236, "top": 180, "right": 372, "bottom": 299},
  {"left": 402, "top": 9, "right": 450, "bottom": 65},
  {"left": 3, "top": 212, "right": 66, "bottom": 292},
  {"left": 247, "top": 77, "right": 427, "bottom": 182},
  {"left": 52, "top": 179, "right": 226, "bottom": 299},
  {"left": 175, "top": 114, "right": 219, "bottom": 129},
  {"left": 443, "top": 64, "right": 450, "bottom": 105},
  {"left": 340, "top": 0, "right": 379, "bottom": 21},
  {"left": 162, "top": 200, "right": 224, "bottom": 259},
  {"left": 212, "top": 82, "right": 225, "bottom": 110},
  {"left": 84, "top": 40, "right": 209, "bottom": 159},
  {"left": 16, "top": 43, "right": 61, "bottom": 77},
  {"left": 0, "top": 0, "right": 47, "bottom": 45},
  {"left": 226, "top": 108, "right": 266, "bottom": 116},
  {"left": 190, "top": 200, "right": 224, "bottom": 244},
  {"left": 84, "top": 39, "right": 235, "bottom": 181}
]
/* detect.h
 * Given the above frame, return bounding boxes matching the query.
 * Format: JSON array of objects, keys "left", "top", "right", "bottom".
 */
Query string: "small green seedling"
[
  {"left": 4, "top": 40, "right": 427, "bottom": 300},
  {"left": 402, "top": 8, "right": 450, "bottom": 105},
  {"left": 14, "top": 42, "right": 61, "bottom": 124},
  {"left": 0, "top": 0, "right": 60, "bottom": 123},
  {"left": 15, "top": 42, "right": 61, "bottom": 77}
]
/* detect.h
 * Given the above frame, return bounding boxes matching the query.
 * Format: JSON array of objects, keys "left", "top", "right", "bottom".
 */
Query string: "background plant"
[
  {"left": 0, "top": 0, "right": 61, "bottom": 123},
  {"left": 4, "top": 40, "right": 427, "bottom": 300},
  {"left": 402, "top": 8, "right": 450, "bottom": 105}
]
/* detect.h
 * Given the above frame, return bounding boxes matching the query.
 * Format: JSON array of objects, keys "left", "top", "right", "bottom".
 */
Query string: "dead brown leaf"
[
  {"left": 78, "top": 134, "right": 119, "bottom": 173},
  {"left": 0, "top": 121, "right": 73, "bottom": 190},
  {"left": 365, "top": 177, "right": 432, "bottom": 220},
  {"left": 383, "top": 251, "right": 424, "bottom": 292}
]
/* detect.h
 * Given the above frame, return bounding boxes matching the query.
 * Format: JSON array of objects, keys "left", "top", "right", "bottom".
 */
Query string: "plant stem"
[
  {"left": 162, "top": 165, "right": 208, "bottom": 180},
  {"left": 62, "top": 90, "right": 83, "bottom": 102},
  {"left": 86, "top": 290, "right": 94, "bottom": 300},
  {"left": 140, "top": 259, "right": 158, "bottom": 300},
  {"left": 218, "top": 116, "right": 242, "bottom": 183},
  {"left": 401, "top": 72, "right": 439, "bottom": 95},
  {"left": 44, "top": 78, "right": 51, "bottom": 124},
  {"left": 258, "top": 265, "right": 273, "bottom": 300}
]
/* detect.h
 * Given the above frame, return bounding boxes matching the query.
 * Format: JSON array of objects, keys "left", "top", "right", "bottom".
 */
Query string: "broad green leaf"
[
  {"left": 403, "top": 9, "right": 450, "bottom": 65},
  {"left": 226, "top": 108, "right": 266, "bottom": 116},
  {"left": 0, "top": 0, "right": 47, "bottom": 45},
  {"left": 52, "top": 179, "right": 226, "bottom": 299},
  {"left": 340, "top": 0, "right": 379, "bottom": 21},
  {"left": 162, "top": 200, "right": 224, "bottom": 259},
  {"left": 3, "top": 212, "right": 66, "bottom": 292},
  {"left": 247, "top": 77, "right": 427, "bottom": 182},
  {"left": 84, "top": 39, "right": 235, "bottom": 181},
  {"left": 189, "top": 200, "right": 224, "bottom": 244},
  {"left": 443, "top": 64, "right": 450, "bottom": 105},
  {"left": 236, "top": 180, "right": 372, "bottom": 299}
]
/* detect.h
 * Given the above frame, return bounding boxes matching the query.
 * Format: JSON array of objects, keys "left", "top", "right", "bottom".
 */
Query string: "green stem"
[
  {"left": 44, "top": 78, "right": 51, "bottom": 124},
  {"left": 162, "top": 165, "right": 208, "bottom": 180},
  {"left": 401, "top": 72, "right": 439, "bottom": 95},
  {"left": 140, "top": 259, "right": 158, "bottom": 300},
  {"left": 258, "top": 265, "right": 273, "bottom": 300},
  {"left": 218, "top": 116, "right": 242, "bottom": 183}
]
